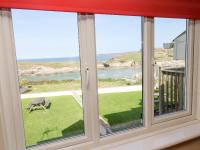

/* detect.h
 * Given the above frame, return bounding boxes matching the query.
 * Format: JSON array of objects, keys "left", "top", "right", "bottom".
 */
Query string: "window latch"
[{"left": 85, "top": 64, "right": 89, "bottom": 89}]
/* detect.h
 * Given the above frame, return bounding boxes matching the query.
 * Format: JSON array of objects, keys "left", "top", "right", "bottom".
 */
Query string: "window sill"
[{"left": 93, "top": 120, "right": 200, "bottom": 150}]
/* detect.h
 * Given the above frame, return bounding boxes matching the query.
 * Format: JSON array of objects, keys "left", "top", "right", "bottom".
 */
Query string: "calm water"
[
  {"left": 22, "top": 67, "right": 142, "bottom": 81},
  {"left": 19, "top": 54, "right": 142, "bottom": 81}
]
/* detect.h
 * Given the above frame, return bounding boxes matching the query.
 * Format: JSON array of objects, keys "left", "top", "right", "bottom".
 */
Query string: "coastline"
[{"left": 18, "top": 62, "right": 142, "bottom": 77}]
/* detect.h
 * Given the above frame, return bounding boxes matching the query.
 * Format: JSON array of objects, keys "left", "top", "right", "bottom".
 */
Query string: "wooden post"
[
  {"left": 178, "top": 73, "right": 184, "bottom": 110},
  {"left": 163, "top": 74, "right": 166, "bottom": 114},
  {"left": 170, "top": 74, "right": 174, "bottom": 112},
  {"left": 166, "top": 74, "right": 169, "bottom": 113},
  {"left": 174, "top": 74, "right": 178, "bottom": 111},
  {"left": 159, "top": 70, "right": 165, "bottom": 115}
]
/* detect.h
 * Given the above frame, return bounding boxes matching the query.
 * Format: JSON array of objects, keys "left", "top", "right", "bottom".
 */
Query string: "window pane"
[
  {"left": 12, "top": 9, "right": 84, "bottom": 147},
  {"left": 95, "top": 14, "right": 143, "bottom": 136},
  {"left": 154, "top": 18, "right": 187, "bottom": 116}
]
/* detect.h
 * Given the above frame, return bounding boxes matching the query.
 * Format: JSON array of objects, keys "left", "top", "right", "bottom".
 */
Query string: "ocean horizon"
[{"left": 17, "top": 53, "right": 121, "bottom": 62}]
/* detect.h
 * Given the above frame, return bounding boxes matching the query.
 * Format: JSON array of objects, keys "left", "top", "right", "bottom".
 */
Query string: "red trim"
[{"left": 0, "top": 0, "right": 200, "bottom": 18}]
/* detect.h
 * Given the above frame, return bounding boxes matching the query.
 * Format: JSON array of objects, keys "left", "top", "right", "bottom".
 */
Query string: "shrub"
[
  {"left": 103, "top": 63, "right": 110, "bottom": 68},
  {"left": 20, "top": 79, "right": 30, "bottom": 86}
]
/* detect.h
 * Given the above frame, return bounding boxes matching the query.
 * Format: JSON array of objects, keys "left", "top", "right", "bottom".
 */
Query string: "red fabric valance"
[{"left": 0, "top": 0, "right": 200, "bottom": 19}]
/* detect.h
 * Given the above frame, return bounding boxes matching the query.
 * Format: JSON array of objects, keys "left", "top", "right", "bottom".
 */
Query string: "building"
[
  {"left": 172, "top": 31, "right": 186, "bottom": 60},
  {"left": 163, "top": 31, "right": 186, "bottom": 60}
]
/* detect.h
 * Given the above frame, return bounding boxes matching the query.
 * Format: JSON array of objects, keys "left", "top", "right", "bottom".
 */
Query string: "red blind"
[{"left": 0, "top": 0, "right": 200, "bottom": 19}]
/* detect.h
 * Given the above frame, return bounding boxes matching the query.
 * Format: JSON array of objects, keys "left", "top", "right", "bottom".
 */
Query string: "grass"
[
  {"left": 108, "top": 51, "right": 142, "bottom": 63},
  {"left": 99, "top": 91, "right": 142, "bottom": 125},
  {"left": 21, "top": 91, "right": 142, "bottom": 147},
  {"left": 98, "top": 79, "right": 140, "bottom": 88},
  {"left": 154, "top": 48, "right": 173, "bottom": 61},
  {"left": 25, "top": 80, "right": 81, "bottom": 93},
  {"left": 106, "top": 48, "right": 173, "bottom": 65},
  {"left": 22, "top": 96, "right": 84, "bottom": 147},
  {"left": 20, "top": 79, "right": 140, "bottom": 93},
  {"left": 18, "top": 48, "right": 170, "bottom": 146},
  {"left": 18, "top": 61, "right": 80, "bottom": 69}
]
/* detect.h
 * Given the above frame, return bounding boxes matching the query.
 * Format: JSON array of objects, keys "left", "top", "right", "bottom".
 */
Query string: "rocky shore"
[
  {"left": 18, "top": 66, "right": 80, "bottom": 76},
  {"left": 19, "top": 61, "right": 141, "bottom": 76}
]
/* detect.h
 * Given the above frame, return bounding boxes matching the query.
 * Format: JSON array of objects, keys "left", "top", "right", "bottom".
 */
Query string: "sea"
[{"left": 18, "top": 53, "right": 117, "bottom": 62}]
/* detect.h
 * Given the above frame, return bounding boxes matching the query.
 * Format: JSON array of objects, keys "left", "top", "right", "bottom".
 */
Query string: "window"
[
  {"left": 95, "top": 14, "right": 143, "bottom": 136},
  {"left": 12, "top": 9, "right": 85, "bottom": 147},
  {"left": 153, "top": 18, "right": 189, "bottom": 118},
  {"left": 0, "top": 8, "right": 197, "bottom": 150}
]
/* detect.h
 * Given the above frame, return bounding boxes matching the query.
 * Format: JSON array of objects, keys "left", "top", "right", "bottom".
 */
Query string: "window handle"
[
  {"left": 152, "top": 59, "right": 156, "bottom": 66},
  {"left": 85, "top": 64, "right": 89, "bottom": 89}
]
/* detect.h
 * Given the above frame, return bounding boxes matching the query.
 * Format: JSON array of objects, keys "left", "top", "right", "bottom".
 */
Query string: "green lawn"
[
  {"left": 20, "top": 79, "right": 139, "bottom": 93},
  {"left": 22, "top": 91, "right": 142, "bottom": 147},
  {"left": 99, "top": 92, "right": 142, "bottom": 125},
  {"left": 28, "top": 81, "right": 81, "bottom": 93},
  {"left": 22, "top": 96, "right": 84, "bottom": 147}
]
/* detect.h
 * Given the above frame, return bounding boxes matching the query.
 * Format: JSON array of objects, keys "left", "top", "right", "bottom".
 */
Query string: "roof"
[
  {"left": 163, "top": 30, "right": 186, "bottom": 49},
  {"left": 172, "top": 31, "right": 186, "bottom": 41}
]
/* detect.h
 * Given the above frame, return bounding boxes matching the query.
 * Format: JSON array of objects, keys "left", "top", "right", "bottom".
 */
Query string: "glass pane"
[
  {"left": 154, "top": 18, "right": 187, "bottom": 116},
  {"left": 95, "top": 14, "right": 143, "bottom": 136},
  {"left": 12, "top": 9, "right": 84, "bottom": 147}
]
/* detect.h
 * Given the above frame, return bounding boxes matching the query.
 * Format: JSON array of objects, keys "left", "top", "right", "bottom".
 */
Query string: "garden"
[{"left": 22, "top": 91, "right": 142, "bottom": 147}]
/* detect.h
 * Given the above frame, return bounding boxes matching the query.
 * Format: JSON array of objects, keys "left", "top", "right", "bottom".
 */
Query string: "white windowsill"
[{"left": 93, "top": 120, "right": 200, "bottom": 150}]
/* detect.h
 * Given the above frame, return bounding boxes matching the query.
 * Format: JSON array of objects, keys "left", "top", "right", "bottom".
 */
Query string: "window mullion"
[
  {"left": 187, "top": 20, "right": 195, "bottom": 116},
  {"left": 78, "top": 13, "right": 100, "bottom": 141},
  {"left": 143, "top": 17, "right": 154, "bottom": 128},
  {"left": 0, "top": 9, "right": 26, "bottom": 150},
  {"left": 194, "top": 20, "right": 200, "bottom": 119}
]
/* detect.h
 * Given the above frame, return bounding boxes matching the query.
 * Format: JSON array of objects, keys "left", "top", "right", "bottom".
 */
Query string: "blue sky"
[{"left": 12, "top": 9, "right": 186, "bottom": 59}]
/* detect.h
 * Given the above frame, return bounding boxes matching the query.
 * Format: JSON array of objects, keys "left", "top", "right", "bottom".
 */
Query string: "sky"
[{"left": 12, "top": 9, "right": 186, "bottom": 60}]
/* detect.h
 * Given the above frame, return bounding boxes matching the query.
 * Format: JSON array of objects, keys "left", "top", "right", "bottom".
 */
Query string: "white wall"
[{"left": 173, "top": 33, "right": 186, "bottom": 60}]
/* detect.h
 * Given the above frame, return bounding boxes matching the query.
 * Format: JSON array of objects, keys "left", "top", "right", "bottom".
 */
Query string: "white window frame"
[
  {"left": 152, "top": 18, "right": 195, "bottom": 124},
  {"left": 0, "top": 9, "right": 99, "bottom": 150},
  {"left": 0, "top": 8, "right": 199, "bottom": 150}
]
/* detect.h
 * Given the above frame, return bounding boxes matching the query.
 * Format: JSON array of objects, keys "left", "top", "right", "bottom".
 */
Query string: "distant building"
[{"left": 163, "top": 31, "right": 186, "bottom": 60}]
